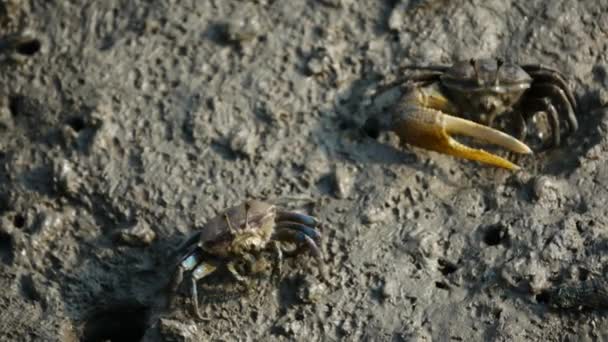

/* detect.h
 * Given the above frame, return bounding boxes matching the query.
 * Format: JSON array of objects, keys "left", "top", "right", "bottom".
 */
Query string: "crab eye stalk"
[
  {"left": 494, "top": 58, "right": 504, "bottom": 85},
  {"left": 470, "top": 59, "right": 482, "bottom": 86}
]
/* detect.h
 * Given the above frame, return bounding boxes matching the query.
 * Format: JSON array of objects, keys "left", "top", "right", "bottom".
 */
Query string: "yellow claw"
[
  {"left": 392, "top": 107, "right": 531, "bottom": 170},
  {"left": 372, "top": 84, "right": 533, "bottom": 171}
]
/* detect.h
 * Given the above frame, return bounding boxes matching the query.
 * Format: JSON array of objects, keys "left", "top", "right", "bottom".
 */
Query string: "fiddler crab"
[
  {"left": 364, "top": 58, "right": 579, "bottom": 170},
  {"left": 168, "top": 200, "right": 324, "bottom": 318}
]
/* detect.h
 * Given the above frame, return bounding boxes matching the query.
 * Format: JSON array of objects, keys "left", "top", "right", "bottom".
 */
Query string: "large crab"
[
  {"left": 364, "top": 58, "right": 579, "bottom": 170},
  {"left": 168, "top": 200, "right": 323, "bottom": 318}
]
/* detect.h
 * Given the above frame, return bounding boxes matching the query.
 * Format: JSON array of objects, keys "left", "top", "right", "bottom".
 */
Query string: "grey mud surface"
[{"left": 1, "top": 0, "right": 608, "bottom": 341}]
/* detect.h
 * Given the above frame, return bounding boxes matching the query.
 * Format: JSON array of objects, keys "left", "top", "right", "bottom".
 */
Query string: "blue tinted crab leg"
[
  {"left": 273, "top": 229, "right": 327, "bottom": 279},
  {"left": 190, "top": 261, "right": 218, "bottom": 319},
  {"left": 169, "top": 247, "right": 204, "bottom": 295},
  {"left": 276, "top": 222, "right": 321, "bottom": 244},
  {"left": 370, "top": 85, "right": 533, "bottom": 170},
  {"left": 168, "top": 231, "right": 202, "bottom": 261},
  {"left": 167, "top": 248, "right": 203, "bottom": 311},
  {"left": 275, "top": 211, "right": 322, "bottom": 251},
  {"left": 276, "top": 211, "right": 319, "bottom": 228}
]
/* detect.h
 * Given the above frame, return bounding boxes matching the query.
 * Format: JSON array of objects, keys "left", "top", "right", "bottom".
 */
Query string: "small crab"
[
  {"left": 168, "top": 200, "right": 323, "bottom": 318},
  {"left": 364, "top": 58, "right": 579, "bottom": 170}
]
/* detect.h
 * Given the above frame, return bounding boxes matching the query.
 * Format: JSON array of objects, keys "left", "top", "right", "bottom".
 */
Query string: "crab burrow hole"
[
  {"left": 15, "top": 38, "right": 41, "bottom": 56},
  {"left": 438, "top": 258, "right": 458, "bottom": 276},
  {"left": 0, "top": 230, "right": 14, "bottom": 265},
  {"left": 81, "top": 301, "right": 149, "bottom": 342},
  {"left": 66, "top": 116, "right": 86, "bottom": 132},
  {"left": 13, "top": 213, "right": 25, "bottom": 228},
  {"left": 482, "top": 223, "right": 510, "bottom": 247},
  {"left": 535, "top": 290, "right": 551, "bottom": 304}
]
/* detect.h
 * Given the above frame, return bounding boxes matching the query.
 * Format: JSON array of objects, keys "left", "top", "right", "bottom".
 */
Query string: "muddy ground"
[{"left": 1, "top": 0, "right": 608, "bottom": 341}]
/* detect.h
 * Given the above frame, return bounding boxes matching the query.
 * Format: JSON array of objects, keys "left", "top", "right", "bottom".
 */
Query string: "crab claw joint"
[{"left": 391, "top": 108, "right": 532, "bottom": 170}]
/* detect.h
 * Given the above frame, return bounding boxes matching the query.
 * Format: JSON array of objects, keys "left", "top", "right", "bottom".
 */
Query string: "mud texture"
[{"left": 1, "top": 0, "right": 608, "bottom": 341}]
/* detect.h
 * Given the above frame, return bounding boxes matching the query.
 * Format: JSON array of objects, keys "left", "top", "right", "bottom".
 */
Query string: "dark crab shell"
[
  {"left": 198, "top": 200, "right": 277, "bottom": 257},
  {"left": 440, "top": 59, "right": 533, "bottom": 93}
]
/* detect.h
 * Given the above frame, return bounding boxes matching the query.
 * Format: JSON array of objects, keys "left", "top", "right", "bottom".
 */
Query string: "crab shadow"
[
  {"left": 55, "top": 230, "right": 166, "bottom": 342},
  {"left": 47, "top": 189, "right": 195, "bottom": 342}
]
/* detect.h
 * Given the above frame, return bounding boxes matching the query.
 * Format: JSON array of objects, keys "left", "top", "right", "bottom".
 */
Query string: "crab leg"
[
  {"left": 521, "top": 64, "right": 578, "bottom": 108},
  {"left": 169, "top": 247, "right": 205, "bottom": 295},
  {"left": 371, "top": 85, "right": 532, "bottom": 170},
  {"left": 529, "top": 82, "right": 578, "bottom": 133},
  {"left": 168, "top": 231, "right": 202, "bottom": 261},
  {"left": 276, "top": 222, "right": 322, "bottom": 243},
  {"left": 190, "top": 261, "right": 218, "bottom": 319},
  {"left": 276, "top": 211, "right": 319, "bottom": 228},
  {"left": 273, "top": 229, "right": 322, "bottom": 257},
  {"left": 274, "top": 228, "right": 328, "bottom": 280}
]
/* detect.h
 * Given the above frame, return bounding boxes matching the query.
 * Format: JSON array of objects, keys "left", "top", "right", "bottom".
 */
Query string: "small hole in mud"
[
  {"left": 8, "top": 95, "right": 19, "bottom": 117},
  {"left": 536, "top": 290, "right": 551, "bottom": 304},
  {"left": 0, "top": 231, "right": 14, "bottom": 265},
  {"left": 13, "top": 213, "right": 25, "bottom": 228},
  {"left": 435, "top": 281, "right": 449, "bottom": 290},
  {"left": 82, "top": 302, "right": 149, "bottom": 342},
  {"left": 578, "top": 268, "right": 590, "bottom": 282},
  {"left": 438, "top": 259, "right": 458, "bottom": 275},
  {"left": 16, "top": 38, "right": 41, "bottom": 56},
  {"left": 493, "top": 308, "right": 502, "bottom": 319},
  {"left": 483, "top": 224, "right": 508, "bottom": 246},
  {"left": 20, "top": 274, "right": 41, "bottom": 303},
  {"left": 66, "top": 116, "right": 86, "bottom": 132},
  {"left": 337, "top": 119, "right": 357, "bottom": 131},
  {"left": 363, "top": 118, "right": 380, "bottom": 139}
]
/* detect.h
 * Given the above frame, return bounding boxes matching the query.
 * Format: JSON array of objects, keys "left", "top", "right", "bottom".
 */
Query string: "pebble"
[
  {"left": 531, "top": 176, "right": 560, "bottom": 203},
  {"left": 297, "top": 275, "right": 327, "bottom": 303},
  {"left": 332, "top": 164, "right": 355, "bottom": 199},
  {"left": 112, "top": 220, "right": 156, "bottom": 246}
]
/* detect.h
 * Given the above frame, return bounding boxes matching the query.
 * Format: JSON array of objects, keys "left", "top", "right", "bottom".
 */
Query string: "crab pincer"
[
  {"left": 365, "top": 58, "right": 578, "bottom": 170},
  {"left": 366, "top": 85, "right": 532, "bottom": 170}
]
